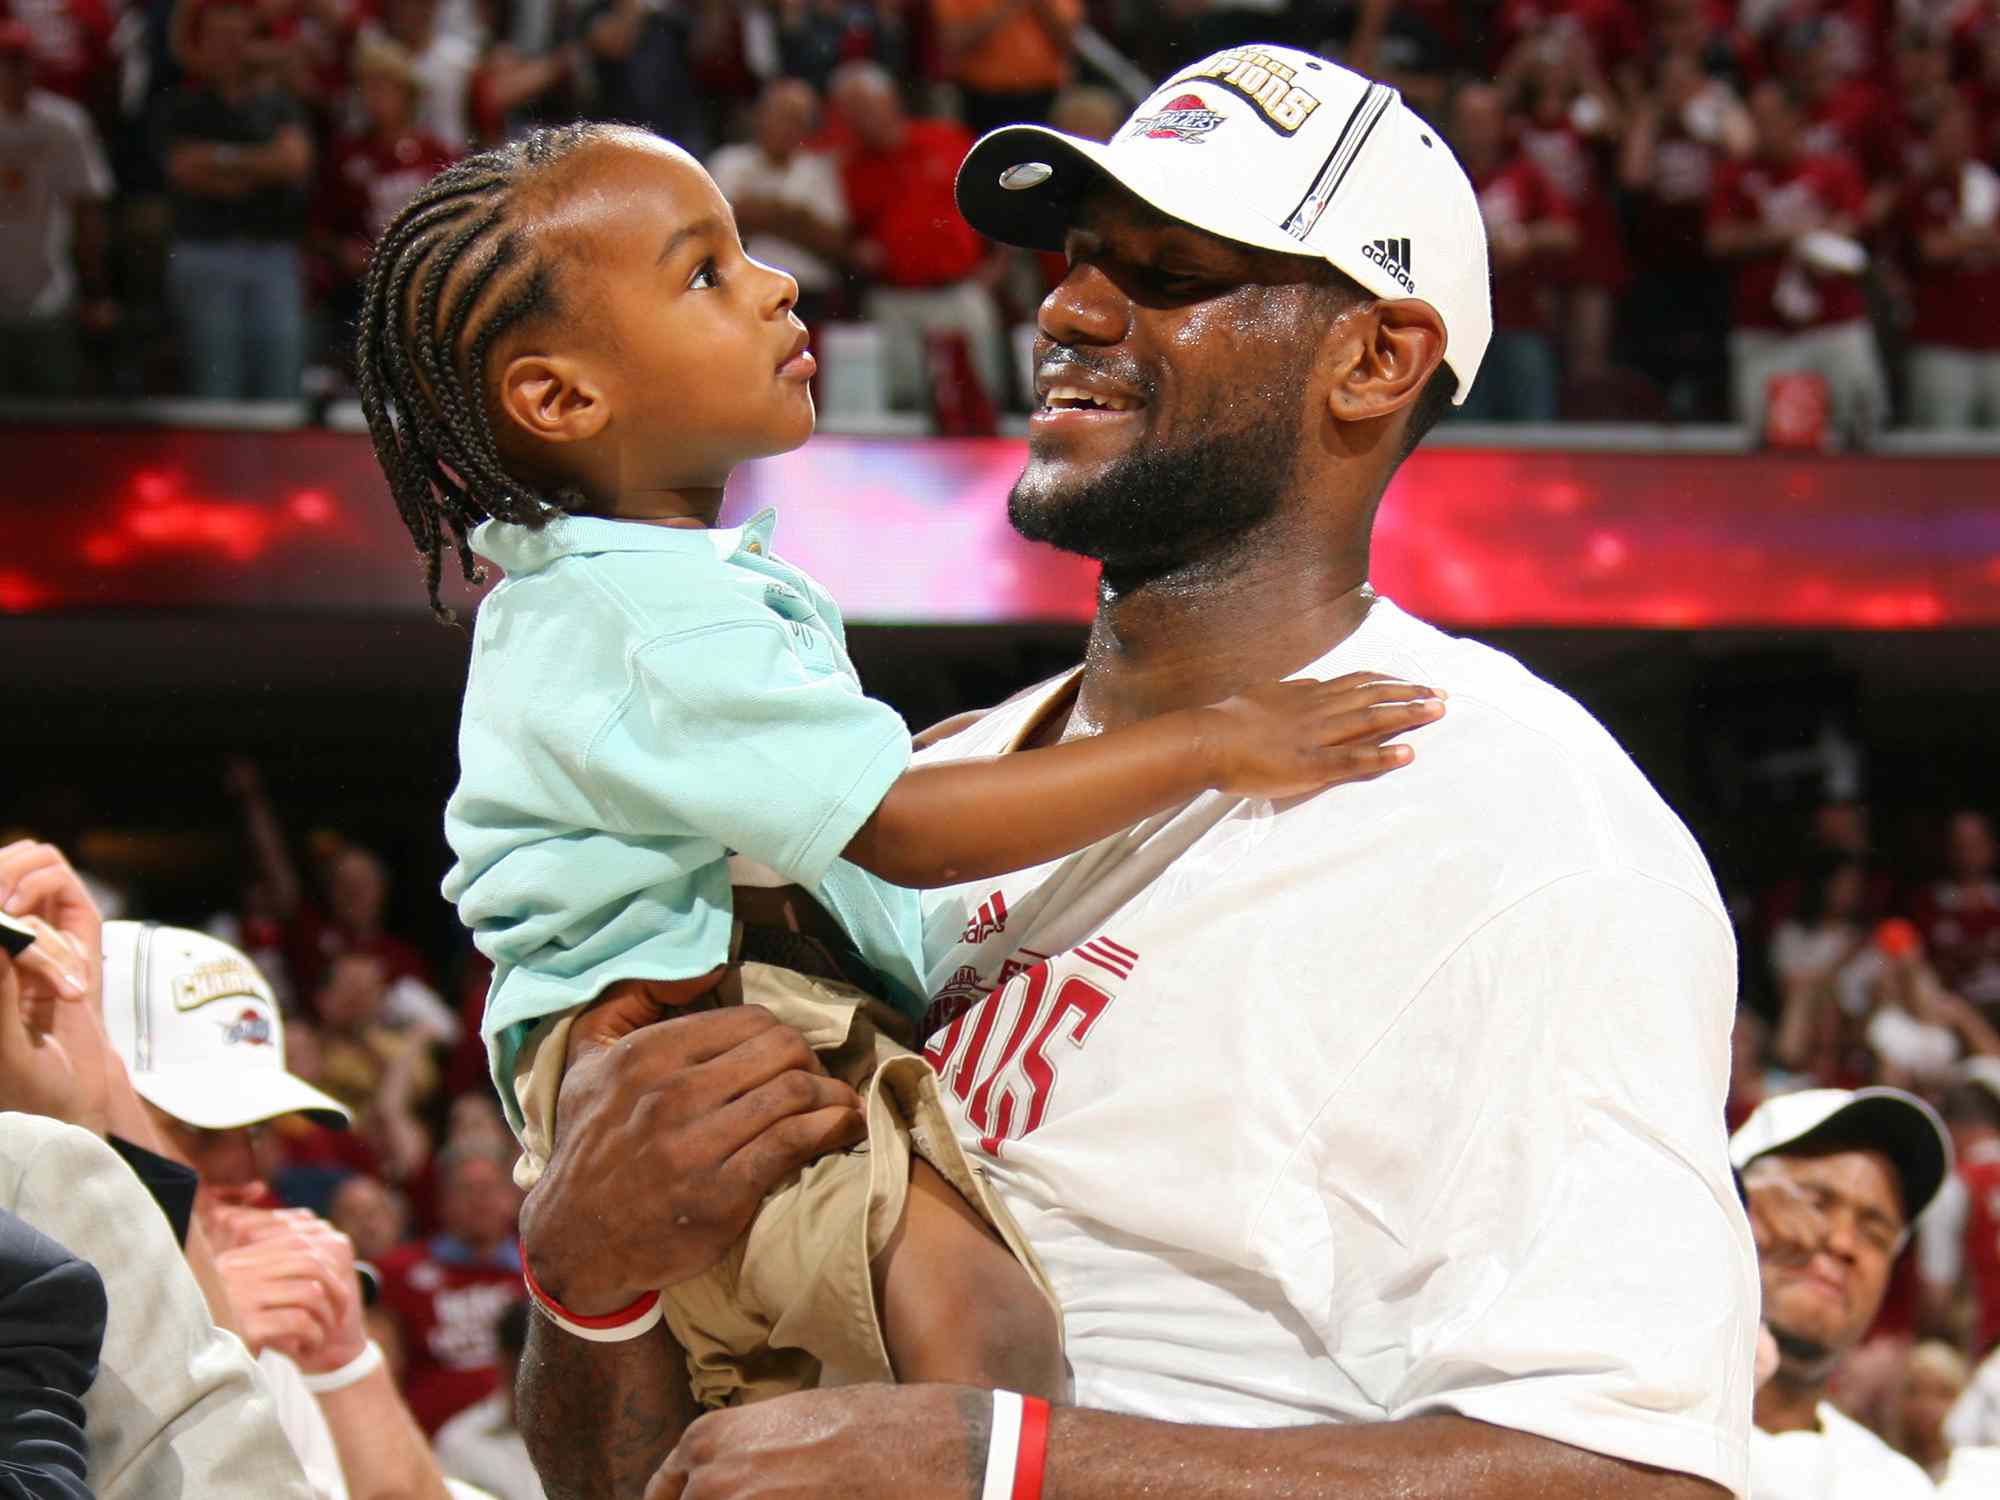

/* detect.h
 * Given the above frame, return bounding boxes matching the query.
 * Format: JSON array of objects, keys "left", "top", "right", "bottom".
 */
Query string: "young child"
[{"left": 355, "top": 123, "right": 1444, "bottom": 1408}]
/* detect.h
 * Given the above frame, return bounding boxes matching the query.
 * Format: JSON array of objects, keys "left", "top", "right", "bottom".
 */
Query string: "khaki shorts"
[{"left": 513, "top": 962, "right": 1061, "bottom": 1408}]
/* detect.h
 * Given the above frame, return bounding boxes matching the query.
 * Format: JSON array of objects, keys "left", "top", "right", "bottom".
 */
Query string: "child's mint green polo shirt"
[{"left": 443, "top": 508, "right": 928, "bottom": 1128}]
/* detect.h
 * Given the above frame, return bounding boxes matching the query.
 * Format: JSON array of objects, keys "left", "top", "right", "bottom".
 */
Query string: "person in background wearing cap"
[
  {"left": 91, "top": 910, "right": 461, "bottom": 1500},
  {"left": 3, "top": 838, "right": 470, "bottom": 1497},
  {"left": 516, "top": 46, "right": 1757, "bottom": 1500},
  {"left": 1731, "top": 1087, "right": 1953, "bottom": 1496},
  {"left": 0, "top": 839, "right": 316, "bottom": 1498},
  {"left": 0, "top": 18, "right": 116, "bottom": 399}
]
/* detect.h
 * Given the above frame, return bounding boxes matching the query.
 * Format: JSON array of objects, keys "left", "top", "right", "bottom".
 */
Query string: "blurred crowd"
[
  {"left": 2, "top": 0, "right": 1999, "bottom": 435},
  {"left": 3, "top": 745, "right": 1999, "bottom": 1491},
  {"left": 1731, "top": 797, "right": 2000, "bottom": 1479}
]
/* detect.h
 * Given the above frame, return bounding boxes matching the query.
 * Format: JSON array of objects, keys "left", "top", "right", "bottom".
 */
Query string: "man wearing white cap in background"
[
  {"left": 99, "top": 917, "right": 460, "bottom": 1500},
  {"left": 0, "top": 841, "right": 313, "bottom": 1499},
  {"left": 1732, "top": 1087, "right": 1952, "bottom": 1497},
  {"left": 518, "top": 45, "right": 1756, "bottom": 1500}
]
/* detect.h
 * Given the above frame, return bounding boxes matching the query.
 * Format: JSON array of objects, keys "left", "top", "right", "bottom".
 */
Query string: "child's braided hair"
[{"left": 356, "top": 121, "right": 632, "bottom": 622}]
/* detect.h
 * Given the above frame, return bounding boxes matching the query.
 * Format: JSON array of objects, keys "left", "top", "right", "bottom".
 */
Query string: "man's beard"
[
  {"left": 1769, "top": 1325, "right": 1841, "bottom": 1384},
  {"left": 1007, "top": 393, "right": 1303, "bottom": 595}
]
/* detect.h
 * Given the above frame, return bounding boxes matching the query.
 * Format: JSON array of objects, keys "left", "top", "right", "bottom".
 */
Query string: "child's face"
[{"left": 526, "top": 138, "right": 816, "bottom": 496}]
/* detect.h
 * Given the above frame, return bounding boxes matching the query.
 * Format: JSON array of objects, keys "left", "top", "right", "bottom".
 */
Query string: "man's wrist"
[
  {"left": 296, "top": 1326, "right": 369, "bottom": 1376},
  {"left": 520, "top": 1210, "right": 644, "bottom": 1317}
]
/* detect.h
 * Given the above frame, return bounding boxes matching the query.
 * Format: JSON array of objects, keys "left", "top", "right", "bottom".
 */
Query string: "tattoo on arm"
[
  {"left": 955, "top": 1385, "right": 993, "bottom": 1500},
  {"left": 518, "top": 1308, "right": 695, "bottom": 1500}
]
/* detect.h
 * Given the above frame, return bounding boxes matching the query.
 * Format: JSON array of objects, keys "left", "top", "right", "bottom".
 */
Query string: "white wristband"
[
  {"left": 532, "top": 1292, "right": 666, "bottom": 1343},
  {"left": 300, "top": 1339, "right": 385, "bottom": 1394},
  {"left": 981, "top": 1390, "right": 1025, "bottom": 1500}
]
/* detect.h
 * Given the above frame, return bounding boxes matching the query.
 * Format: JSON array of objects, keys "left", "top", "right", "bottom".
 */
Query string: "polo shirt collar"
[{"left": 470, "top": 508, "right": 778, "bottom": 575}]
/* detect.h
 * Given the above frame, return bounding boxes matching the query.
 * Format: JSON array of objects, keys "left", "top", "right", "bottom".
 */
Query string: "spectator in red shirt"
[
  {"left": 1898, "top": 103, "right": 2000, "bottom": 431},
  {"left": 375, "top": 1143, "right": 523, "bottom": 1434},
  {"left": 1505, "top": 27, "right": 1626, "bottom": 387},
  {"left": 1911, "top": 810, "right": 2000, "bottom": 1009},
  {"left": 1919, "top": 1070, "right": 2000, "bottom": 1356},
  {"left": 1618, "top": 44, "right": 1753, "bottom": 417},
  {"left": 1450, "top": 81, "right": 1577, "bottom": 422},
  {"left": 1706, "top": 78, "right": 1886, "bottom": 446},
  {"left": 1785, "top": 21, "right": 1895, "bottom": 179},
  {"left": 315, "top": 33, "right": 454, "bottom": 351},
  {"left": 829, "top": 57, "right": 1005, "bottom": 413}
]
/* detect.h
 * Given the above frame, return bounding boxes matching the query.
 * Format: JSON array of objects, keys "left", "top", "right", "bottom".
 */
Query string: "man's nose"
[
  {"left": 1038, "top": 262, "right": 1129, "bottom": 349},
  {"left": 1819, "top": 1208, "right": 1861, "bottom": 1262}
]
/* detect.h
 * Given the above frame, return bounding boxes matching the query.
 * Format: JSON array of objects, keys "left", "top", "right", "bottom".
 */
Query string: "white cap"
[
  {"left": 100, "top": 921, "right": 350, "bottom": 1131},
  {"left": 954, "top": 44, "right": 1491, "bottom": 402},
  {"left": 1730, "top": 1087, "right": 1953, "bottom": 1224}
]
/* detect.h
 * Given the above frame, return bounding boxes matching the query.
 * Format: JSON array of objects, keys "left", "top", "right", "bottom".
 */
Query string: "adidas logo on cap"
[{"left": 1362, "top": 237, "right": 1414, "bottom": 292}]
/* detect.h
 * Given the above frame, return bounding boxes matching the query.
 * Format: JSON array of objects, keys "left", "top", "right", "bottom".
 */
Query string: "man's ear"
[
  {"left": 496, "top": 353, "right": 610, "bottom": 445},
  {"left": 1323, "top": 298, "right": 1447, "bottom": 424}
]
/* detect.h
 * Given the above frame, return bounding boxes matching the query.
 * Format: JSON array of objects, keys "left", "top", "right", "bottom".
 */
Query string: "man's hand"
[
  {"left": 0, "top": 842, "right": 105, "bottom": 987},
  {"left": 518, "top": 981, "right": 864, "bottom": 1315},
  {"left": 209, "top": 1205, "right": 368, "bottom": 1370},
  {"left": 0, "top": 915, "right": 105, "bottom": 1130},
  {"left": 0, "top": 844, "right": 112, "bottom": 1133},
  {"left": 1744, "top": 1167, "right": 1825, "bottom": 1266},
  {"left": 646, "top": 1384, "right": 984, "bottom": 1500}
]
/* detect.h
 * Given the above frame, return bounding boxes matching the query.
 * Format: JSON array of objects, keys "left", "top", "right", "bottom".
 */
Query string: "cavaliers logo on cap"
[
  {"left": 1126, "top": 94, "right": 1226, "bottom": 144},
  {"left": 221, "top": 1007, "right": 274, "bottom": 1047}
]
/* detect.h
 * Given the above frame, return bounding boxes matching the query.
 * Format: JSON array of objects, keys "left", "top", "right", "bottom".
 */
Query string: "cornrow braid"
[{"left": 355, "top": 122, "right": 634, "bottom": 622}]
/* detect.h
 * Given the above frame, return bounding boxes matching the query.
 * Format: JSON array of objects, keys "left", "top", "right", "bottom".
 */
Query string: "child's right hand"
[{"left": 1196, "top": 672, "right": 1446, "bottom": 799}]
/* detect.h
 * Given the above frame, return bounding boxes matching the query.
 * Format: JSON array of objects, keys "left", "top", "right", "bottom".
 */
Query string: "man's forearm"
[
  {"left": 315, "top": 1366, "right": 452, "bottom": 1500},
  {"left": 520, "top": 1309, "right": 696, "bottom": 1500},
  {"left": 1038, "top": 1409, "right": 1726, "bottom": 1500},
  {"left": 650, "top": 1386, "right": 1732, "bottom": 1500}
]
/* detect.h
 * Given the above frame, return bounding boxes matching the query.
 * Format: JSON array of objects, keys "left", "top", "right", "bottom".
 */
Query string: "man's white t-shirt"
[
  {"left": 706, "top": 144, "right": 847, "bottom": 293},
  {"left": 0, "top": 89, "right": 112, "bottom": 317},
  {"left": 917, "top": 597, "right": 1758, "bottom": 1495},
  {"left": 1749, "top": 1403, "right": 1935, "bottom": 1498},
  {"left": 258, "top": 1349, "right": 349, "bottom": 1500}
]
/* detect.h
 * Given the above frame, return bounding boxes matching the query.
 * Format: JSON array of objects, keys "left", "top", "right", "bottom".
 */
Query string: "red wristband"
[
  {"left": 1013, "top": 1395, "right": 1050, "bottom": 1500},
  {"left": 521, "top": 1254, "right": 663, "bottom": 1342}
]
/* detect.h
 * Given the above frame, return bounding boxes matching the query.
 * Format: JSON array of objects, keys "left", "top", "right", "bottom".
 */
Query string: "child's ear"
[{"left": 497, "top": 354, "right": 610, "bottom": 445}]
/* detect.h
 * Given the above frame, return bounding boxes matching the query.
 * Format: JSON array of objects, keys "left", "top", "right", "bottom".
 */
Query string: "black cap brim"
[
  {"left": 956, "top": 126, "right": 1137, "bottom": 254},
  {"left": 1762, "top": 1093, "right": 1951, "bottom": 1225}
]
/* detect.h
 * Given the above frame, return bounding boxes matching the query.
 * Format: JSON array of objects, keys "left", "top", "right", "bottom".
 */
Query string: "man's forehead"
[{"left": 1066, "top": 183, "right": 1329, "bottom": 281}]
